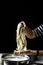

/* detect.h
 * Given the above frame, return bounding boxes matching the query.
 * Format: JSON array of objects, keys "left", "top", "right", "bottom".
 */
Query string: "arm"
[
  {"left": 14, "top": 49, "right": 37, "bottom": 55},
  {"left": 24, "top": 26, "right": 36, "bottom": 39},
  {"left": 24, "top": 24, "right": 43, "bottom": 39},
  {"left": 20, "top": 50, "right": 43, "bottom": 55},
  {"left": 17, "top": 22, "right": 43, "bottom": 39},
  {"left": 14, "top": 49, "right": 43, "bottom": 55},
  {"left": 18, "top": 21, "right": 36, "bottom": 39}
]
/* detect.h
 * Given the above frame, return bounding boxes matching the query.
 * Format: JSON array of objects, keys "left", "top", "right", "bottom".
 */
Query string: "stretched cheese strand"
[{"left": 16, "top": 23, "right": 27, "bottom": 51}]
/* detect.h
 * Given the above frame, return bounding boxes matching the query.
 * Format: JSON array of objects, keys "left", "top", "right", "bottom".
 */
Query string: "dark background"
[{"left": 0, "top": 1, "right": 43, "bottom": 53}]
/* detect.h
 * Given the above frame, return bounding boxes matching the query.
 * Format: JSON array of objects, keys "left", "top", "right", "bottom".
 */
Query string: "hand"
[
  {"left": 13, "top": 48, "right": 20, "bottom": 55},
  {"left": 14, "top": 50, "right": 20, "bottom": 55},
  {"left": 13, "top": 48, "right": 26, "bottom": 56}
]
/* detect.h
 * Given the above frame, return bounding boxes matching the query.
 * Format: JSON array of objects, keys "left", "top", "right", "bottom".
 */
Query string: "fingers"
[
  {"left": 13, "top": 48, "right": 19, "bottom": 55},
  {"left": 14, "top": 50, "right": 20, "bottom": 55}
]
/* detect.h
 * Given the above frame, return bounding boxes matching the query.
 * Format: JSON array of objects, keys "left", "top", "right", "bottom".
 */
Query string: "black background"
[{"left": 0, "top": 1, "right": 43, "bottom": 53}]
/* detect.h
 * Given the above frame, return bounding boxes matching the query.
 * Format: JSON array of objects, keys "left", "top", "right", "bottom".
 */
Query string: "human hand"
[
  {"left": 13, "top": 48, "right": 20, "bottom": 55},
  {"left": 13, "top": 48, "right": 26, "bottom": 56}
]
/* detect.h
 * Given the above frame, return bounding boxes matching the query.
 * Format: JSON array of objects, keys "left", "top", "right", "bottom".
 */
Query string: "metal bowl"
[{"left": 2, "top": 54, "right": 30, "bottom": 65}]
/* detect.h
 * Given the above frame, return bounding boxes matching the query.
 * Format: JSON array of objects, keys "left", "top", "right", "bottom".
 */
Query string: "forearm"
[
  {"left": 39, "top": 50, "right": 43, "bottom": 55},
  {"left": 14, "top": 49, "right": 43, "bottom": 55},
  {"left": 19, "top": 50, "right": 37, "bottom": 55},
  {"left": 19, "top": 50, "right": 43, "bottom": 55},
  {"left": 24, "top": 26, "right": 36, "bottom": 39}
]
